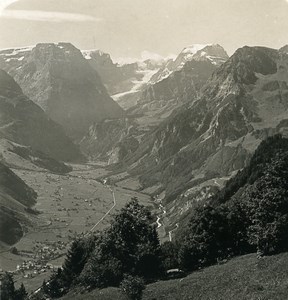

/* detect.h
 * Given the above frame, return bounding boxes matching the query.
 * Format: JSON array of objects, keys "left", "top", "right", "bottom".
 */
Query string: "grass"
[
  {"left": 61, "top": 252, "right": 288, "bottom": 300},
  {"left": 1, "top": 163, "right": 153, "bottom": 273}
]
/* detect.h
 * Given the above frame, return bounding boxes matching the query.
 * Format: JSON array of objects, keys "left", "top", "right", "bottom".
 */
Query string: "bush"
[{"left": 120, "top": 275, "right": 145, "bottom": 300}]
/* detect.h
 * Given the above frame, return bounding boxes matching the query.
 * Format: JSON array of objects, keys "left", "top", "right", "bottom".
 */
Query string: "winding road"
[{"left": 89, "top": 184, "right": 116, "bottom": 232}]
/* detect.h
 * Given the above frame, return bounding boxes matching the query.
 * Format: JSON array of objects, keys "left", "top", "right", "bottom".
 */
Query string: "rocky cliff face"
[
  {"left": 80, "top": 118, "right": 140, "bottom": 163},
  {"left": 0, "top": 69, "right": 83, "bottom": 162},
  {"left": 118, "top": 46, "right": 288, "bottom": 228},
  {"left": 135, "top": 60, "right": 217, "bottom": 109},
  {"left": 129, "top": 44, "right": 228, "bottom": 121},
  {"left": 0, "top": 43, "right": 124, "bottom": 139}
]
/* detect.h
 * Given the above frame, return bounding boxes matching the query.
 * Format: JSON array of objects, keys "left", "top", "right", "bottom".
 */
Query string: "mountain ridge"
[{"left": 0, "top": 42, "right": 124, "bottom": 139}]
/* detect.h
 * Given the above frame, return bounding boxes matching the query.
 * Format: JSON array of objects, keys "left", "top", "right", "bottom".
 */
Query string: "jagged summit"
[
  {"left": 213, "top": 46, "right": 278, "bottom": 84},
  {"left": 150, "top": 44, "right": 228, "bottom": 84},
  {"left": 173, "top": 43, "right": 227, "bottom": 68},
  {"left": 192, "top": 44, "right": 229, "bottom": 65}
]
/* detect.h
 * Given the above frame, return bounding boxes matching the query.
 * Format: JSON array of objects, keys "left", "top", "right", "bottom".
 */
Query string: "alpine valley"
[{"left": 1, "top": 40, "right": 288, "bottom": 300}]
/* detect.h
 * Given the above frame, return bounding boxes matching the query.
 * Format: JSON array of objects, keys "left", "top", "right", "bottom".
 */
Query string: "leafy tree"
[
  {"left": 1, "top": 272, "right": 15, "bottom": 300},
  {"left": 14, "top": 283, "right": 28, "bottom": 300},
  {"left": 120, "top": 275, "right": 145, "bottom": 300},
  {"left": 178, "top": 205, "right": 234, "bottom": 270},
  {"left": 244, "top": 152, "right": 288, "bottom": 255},
  {"left": 79, "top": 235, "right": 123, "bottom": 288},
  {"left": 61, "top": 236, "right": 96, "bottom": 287},
  {"left": 42, "top": 269, "right": 64, "bottom": 298},
  {"left": 213, "top": 134, "right": 288, "bottom": 205},
  {"left": 79, "top": 198, "right": 163, "bottom": 288},
  {"left": 225, "top": 197, "right": 252, "bottom": 255},
  {"left": 178, "top": 135, "right": 288, "bottom": 272},
  {"left": 160, "top": 241, "right": 179, "bottom": 270}
]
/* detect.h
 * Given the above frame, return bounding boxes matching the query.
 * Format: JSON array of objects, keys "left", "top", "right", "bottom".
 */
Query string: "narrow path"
[{"left": 89, "top": 185, "right": 116, "bottom": 232}]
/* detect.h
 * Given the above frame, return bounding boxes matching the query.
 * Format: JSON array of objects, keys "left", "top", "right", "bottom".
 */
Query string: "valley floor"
[
  {"left": 0, "top": 163, "right": 153, "bottom": 291},
  {"left": 62, "top": 252, "right": 288, "bottom": 300}
]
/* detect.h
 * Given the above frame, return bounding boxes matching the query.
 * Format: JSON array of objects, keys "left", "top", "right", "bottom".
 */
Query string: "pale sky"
[{"left": 0, "top": 0, "right": 287, "bottom": 60}]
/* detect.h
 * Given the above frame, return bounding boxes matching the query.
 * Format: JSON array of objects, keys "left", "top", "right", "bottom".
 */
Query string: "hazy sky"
[{"left": 0, "top": 0, "right": 287, "bottom": 61}]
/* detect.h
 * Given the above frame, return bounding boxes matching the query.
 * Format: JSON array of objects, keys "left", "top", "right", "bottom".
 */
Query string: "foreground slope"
[{"left": 61, "top": 253, "right": 288, "bottom": 300}]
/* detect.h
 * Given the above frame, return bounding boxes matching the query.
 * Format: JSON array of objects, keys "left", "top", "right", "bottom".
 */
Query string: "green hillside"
[{"left": 61, "top": 252, "right": 288, "bottom": 300}]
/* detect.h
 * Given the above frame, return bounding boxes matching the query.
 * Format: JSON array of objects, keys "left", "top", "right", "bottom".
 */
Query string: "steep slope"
[
  {"left": 0, "top": 162, "right": 37, "bottom": 245},
  {"left": 127, "top": 44, "right": 228, "bottom": 129},
  {"left": 0, "top": 43, "right": 124, "bottom": 139},
  {"left": 211, "top": 134, "right": 288, "bottom": 207},
  {"left": 0, "top": 69, "right": 83, "bottom": 162},
  {"left": 133, "top": 59, "right": 218, "bottom": 115},
  {"left": 117, "top": 46, "right": 288, "bottom": 230},
  {"left": 0, "top": 138, "right": 72, "bottom": 173},
  {"left": 80, "top": 118, "right": 139, "bottom": 163}
]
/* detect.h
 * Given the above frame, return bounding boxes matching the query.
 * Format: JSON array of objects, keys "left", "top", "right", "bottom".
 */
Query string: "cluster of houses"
[
  {"left": 31, "top": 241, "right": 67, "bottom": 262},
  {"left": 14, "top": 261, "right": 58, "bottom": 278},
  {"left": 5, "top": 241, "right": 68, "bottom": 279}
]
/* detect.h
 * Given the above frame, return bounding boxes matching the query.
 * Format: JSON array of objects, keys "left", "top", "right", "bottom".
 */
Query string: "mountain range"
[
  {"left": 0, "top": 43, "right": 124, "bottom": 140},
  {"left": 80, "top": 44, "right": 229, "bottom": 163},
  {"left": 1, "top": 41, "right": 288, "bottom": 243},
  {"left": 118, "top": 45, "right": 288, "bottom": 230}
]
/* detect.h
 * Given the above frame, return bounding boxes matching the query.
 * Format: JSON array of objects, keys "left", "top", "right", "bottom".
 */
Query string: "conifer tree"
[{"left": 1, "top": 272, "right": 17, "bottom": 300}]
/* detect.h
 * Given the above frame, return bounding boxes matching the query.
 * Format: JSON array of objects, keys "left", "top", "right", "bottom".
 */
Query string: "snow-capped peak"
[{"left": 181, "top": 44, "right": 212, "bottom": 55}]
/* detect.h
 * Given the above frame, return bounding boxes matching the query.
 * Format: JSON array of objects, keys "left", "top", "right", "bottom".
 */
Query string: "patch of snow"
[
  {"left": 82, "top": 51, "right": 92, "bottom": 60},
  {"left": 81, "top": 49, "right": 106, "bottom": 60},
  {"left": 114, "top": 52, "right": 175, "bottom": 67},
  {"left": 13, "top": 46, "right": 34, "bottom": 53},
  {"left": 0, "top": 46, "right": 34, "bottom": 57},
  {"left": 112, "top": 68, "right": 160, "bottom": 101}
]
